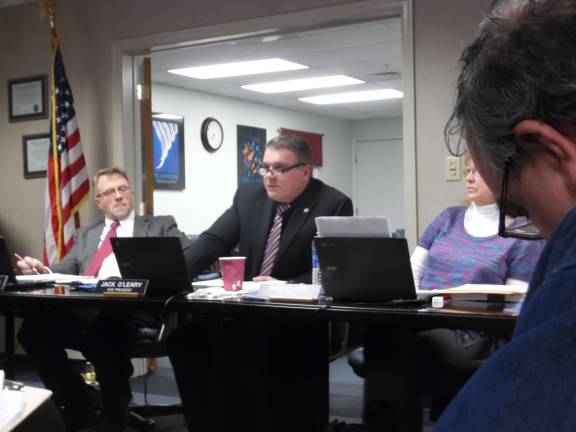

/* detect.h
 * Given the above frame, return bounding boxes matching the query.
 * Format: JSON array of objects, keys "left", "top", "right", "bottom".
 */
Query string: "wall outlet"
[{"left": 446, "top": 156, "right": 461, "bottom": 181}]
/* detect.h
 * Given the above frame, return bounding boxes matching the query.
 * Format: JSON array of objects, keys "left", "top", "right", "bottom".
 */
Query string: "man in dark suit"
[
  {"left": 170, "top": 135, "right": 353, "bottom": 432},
  {"left": 17, "top": 167, "right": 190, "bottom": 432},
  {"left": 185, "top": 136, "right": 352, "bottom": 282}
]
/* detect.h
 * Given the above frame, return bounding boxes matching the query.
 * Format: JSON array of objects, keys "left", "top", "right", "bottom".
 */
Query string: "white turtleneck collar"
[{"left": 463, "top": 202, "right": 500, "bottom": 237}]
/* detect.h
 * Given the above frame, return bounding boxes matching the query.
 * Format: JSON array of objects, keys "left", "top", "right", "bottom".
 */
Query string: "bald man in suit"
[{"left": 17, "top": 167, "right": 190, "bottom": 432}]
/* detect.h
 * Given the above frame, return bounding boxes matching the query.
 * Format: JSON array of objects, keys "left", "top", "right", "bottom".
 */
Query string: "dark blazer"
[
  {"left": 52, "top": 215, "right": 190, "bottom": 275},
  {"left": 185, "top": 178, "right": 353, "bottom": 282}
]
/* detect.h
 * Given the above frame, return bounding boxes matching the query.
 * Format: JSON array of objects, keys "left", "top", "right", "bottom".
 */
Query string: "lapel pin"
[{"left": 303, "top": 208, "right": 309, "bottom": 213}]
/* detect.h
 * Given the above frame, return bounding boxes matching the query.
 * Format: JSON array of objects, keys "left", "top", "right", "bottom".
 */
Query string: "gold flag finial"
[{"left": 40, "top": 0, "right": 57, "bottom": 29}]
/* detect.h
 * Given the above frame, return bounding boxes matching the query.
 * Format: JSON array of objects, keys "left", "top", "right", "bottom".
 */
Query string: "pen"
[{"left": 14, "top": 253, "right": 40, "bottom": 275}]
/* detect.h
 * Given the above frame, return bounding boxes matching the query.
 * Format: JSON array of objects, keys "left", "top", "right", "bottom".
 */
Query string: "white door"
[{"left": 354, "top": 139, "right": 404, "bottom": 232}]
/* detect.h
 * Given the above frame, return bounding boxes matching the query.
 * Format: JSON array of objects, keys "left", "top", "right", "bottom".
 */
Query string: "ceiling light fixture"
[
  {"left": 168, "top": 58, "right": 308, "bottom": 79},
  {"left": 299, "top": 89, "right": 403, "bottom": 105},
  {"left": 152, "top": 113, "right": 183, "bottom": 120},
  {"left": 242, "top": 75, "right": 364, "bottom": 94}
]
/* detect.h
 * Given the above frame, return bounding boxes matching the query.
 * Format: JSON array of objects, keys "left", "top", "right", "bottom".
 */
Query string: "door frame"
[{"left": 111, "top": 0, "right": 417, "bottom": 246}]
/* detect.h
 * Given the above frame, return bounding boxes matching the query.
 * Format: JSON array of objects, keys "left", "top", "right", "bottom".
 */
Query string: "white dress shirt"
[{"left": 97, "top": 211, "right": 135, "bottom": 279}]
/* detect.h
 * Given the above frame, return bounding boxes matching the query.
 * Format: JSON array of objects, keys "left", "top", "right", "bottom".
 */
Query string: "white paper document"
[
  {"left": 0, "top": 389, "right": 25, "bottom": 432},
  {"left": 16, "top": 273, "right": 98, "bottom": 285},
  {"left": 251, "top": 283, "right": 321, "bottom": 303}
]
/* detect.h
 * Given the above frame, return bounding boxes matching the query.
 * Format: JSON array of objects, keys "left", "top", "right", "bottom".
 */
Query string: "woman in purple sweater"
[{"left": 362, "top": 156, "right": 545, "bottom": 432}]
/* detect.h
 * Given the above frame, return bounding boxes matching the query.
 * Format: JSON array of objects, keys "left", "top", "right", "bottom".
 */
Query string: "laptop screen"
[
  {"left": 315, "top": 237, "right": 416, "bottom": 302},
  {"left": 0, "top": 237, "right": 17, "bottom": 286},
  {"left": 111, "top": 237, "right": 192, "bottom": 296}
]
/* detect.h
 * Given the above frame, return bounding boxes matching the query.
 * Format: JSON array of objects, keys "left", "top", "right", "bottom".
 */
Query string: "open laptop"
[
  {"left": 314, "top": 237, "right": 417, "bottom": 303},
  {"left": 111, "top": 237, "right": 193, "bottom": 296},
  {"left": 0, "top": 236, "right": 55, "bottom": 290}
]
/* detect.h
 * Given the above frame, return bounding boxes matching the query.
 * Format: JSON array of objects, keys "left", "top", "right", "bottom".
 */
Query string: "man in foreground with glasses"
[
  {"left": 436, "top": 0, "right": 576, "bottom": 430},
  {"left": 171, "top": 134, "right": 352, "bottom": 432},
  {"left": 17, "top": 166, "right": 190, "bottom": 432}
]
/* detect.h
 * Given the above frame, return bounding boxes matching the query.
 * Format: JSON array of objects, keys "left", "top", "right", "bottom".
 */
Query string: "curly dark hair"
[{"left": 445, "top": 0, "right": 576, "bottom": 175}]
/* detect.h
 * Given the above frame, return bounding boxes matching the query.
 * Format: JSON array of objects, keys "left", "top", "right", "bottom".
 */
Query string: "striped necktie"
[
  {"left": 259, "top": 203, "right": 291, "bottom": 276},
  {"left": 84, "top": 220, "right": 120, "bottom": 277}
]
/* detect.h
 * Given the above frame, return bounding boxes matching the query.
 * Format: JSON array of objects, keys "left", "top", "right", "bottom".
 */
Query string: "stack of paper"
[
  {"left": 418, "top": 284, "right": 528, "bottom": 310},
  {"left": 16, "top": 273, "right": 98, "bottom": 285},
  {"left": 252, "top": 283, "right": 321, "bottom": 303}
]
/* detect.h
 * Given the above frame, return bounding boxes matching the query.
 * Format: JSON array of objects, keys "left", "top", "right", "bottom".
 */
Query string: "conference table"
[{"left": 0, "top": 286, "right": 518, "bottom": 432}]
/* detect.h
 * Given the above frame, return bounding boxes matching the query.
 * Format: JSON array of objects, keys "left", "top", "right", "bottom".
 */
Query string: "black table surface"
[{"left": 0, "top": 286, "right": 518, "bottom": 333}]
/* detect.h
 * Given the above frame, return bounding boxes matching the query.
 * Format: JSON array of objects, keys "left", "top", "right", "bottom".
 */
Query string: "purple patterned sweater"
[{"left": 418, "top": 207, "right": 545, "bottom": 290}]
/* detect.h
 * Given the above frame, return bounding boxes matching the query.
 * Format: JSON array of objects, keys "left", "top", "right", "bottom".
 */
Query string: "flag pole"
[
  {"left": 41, "top": 0, "right": 90, "bottom": 264},
  {"left": 41, "top": 0, "right": 83, "bottom": 231}
]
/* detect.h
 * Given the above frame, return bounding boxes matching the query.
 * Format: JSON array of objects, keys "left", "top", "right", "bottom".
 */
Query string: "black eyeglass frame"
[
  {"left": 498, "top": 160, "right": 543, "bottom": 240},
  {"left": 257, "top": 162, "right": 306, "bottom": 177}
]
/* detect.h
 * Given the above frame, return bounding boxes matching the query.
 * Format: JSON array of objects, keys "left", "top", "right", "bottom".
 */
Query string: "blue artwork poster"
[
  {"left": 237, "top": 125, "right": 266, "bottom": 185},
  {"left": 152, "top": 116, "right": 185, "bottom": 190}
]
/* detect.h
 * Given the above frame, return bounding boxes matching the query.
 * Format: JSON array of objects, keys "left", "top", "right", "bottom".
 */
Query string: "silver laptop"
[{"left": 314, "top": 237, "right": 417, "bottom": 303}]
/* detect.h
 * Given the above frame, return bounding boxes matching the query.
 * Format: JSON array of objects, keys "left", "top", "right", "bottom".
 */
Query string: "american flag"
[{"left": 43, "top": 33, "right": 89, "bottom": 265}]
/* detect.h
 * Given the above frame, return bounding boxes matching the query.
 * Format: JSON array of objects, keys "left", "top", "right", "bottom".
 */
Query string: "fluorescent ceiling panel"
[
  {"left": 168, "top": 58, "right": 308, "bottom": 79},
  {"left": 242, "top": 75, "right": 364, "bottom": 94},
  {"left": 152, "top": 113, "right": 183, "bottom": 120},
  {"left": 299, "top": 89, "right": 403, "bottom": 105}
]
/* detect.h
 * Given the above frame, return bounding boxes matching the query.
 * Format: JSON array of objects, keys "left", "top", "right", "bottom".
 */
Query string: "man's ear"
[
  {"left": 514, "top": 119, "right": 576, "bottom": 189},
  {"left": 94, "top": 196, "right": 103, "bottom": 211},
  {"left": 513, "top": 119, "right": 576, "bottom": 162}
]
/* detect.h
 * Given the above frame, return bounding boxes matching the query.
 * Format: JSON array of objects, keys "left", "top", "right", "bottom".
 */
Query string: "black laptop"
[
  {"left": 314, "top": 237, "right": 417, "bottom": 303},
  {"left": 0, "top": 236, "right": 55, "bottom": 290},
  {"left": 111, "top": 237, "right": 193, "bottom": 296}
]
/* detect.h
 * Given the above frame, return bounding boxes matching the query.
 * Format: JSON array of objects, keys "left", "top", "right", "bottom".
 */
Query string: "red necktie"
[
  {"left": 259, "top": 203, "right": 291, "bottom": 276},
  {"left": 84, "top": 220, "right": 120, "bottom": 277}
]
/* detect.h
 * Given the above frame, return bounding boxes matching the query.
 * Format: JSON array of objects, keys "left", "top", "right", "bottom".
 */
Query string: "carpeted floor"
[{"left": 13, "top": 353, "right": 434, "bottom": 431}]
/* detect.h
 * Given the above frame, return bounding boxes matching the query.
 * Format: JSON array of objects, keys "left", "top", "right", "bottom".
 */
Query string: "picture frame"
[
  {"left": 152, "top": 114, "right": 185, "bottom": 190},
  {"left": 8, "top": 75, "right": 48, "bottom": 122},
  {"left": 237, "top": 125, "right": 266, "bottom": 185},
  {"left": 22, "top": 133, "right": 50, "bottom": 179}
]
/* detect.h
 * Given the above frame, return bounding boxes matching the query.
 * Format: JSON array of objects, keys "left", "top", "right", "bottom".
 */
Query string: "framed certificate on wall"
[
  {"left": 23, "top": 133, "right": 50, "bottom": 179},
  {"left": 8, "top": 75, "right": 48, "bottom": 122}
]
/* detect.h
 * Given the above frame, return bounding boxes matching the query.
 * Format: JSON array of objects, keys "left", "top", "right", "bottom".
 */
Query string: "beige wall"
[
  {"left": 413, "top": 0, "right": 490, "bottom": 232},
  {"left": 0, "top": 0, "right": 490, "bottom": 257}
]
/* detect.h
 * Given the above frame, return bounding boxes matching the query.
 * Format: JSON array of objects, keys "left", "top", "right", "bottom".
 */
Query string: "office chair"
[
  {"left": 127, "top": 325, "right": 180, "bottom": 432},
  {"left": 127, "top": 238, "right": 221, "bottom": 432},
  {"left": 347, "top": 346, "right": 483, "bottom": 422}
]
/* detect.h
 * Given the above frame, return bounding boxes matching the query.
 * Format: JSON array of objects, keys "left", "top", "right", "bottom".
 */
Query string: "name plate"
[{"left": 97, "top": 279, "right": 148, "bottom": 297}]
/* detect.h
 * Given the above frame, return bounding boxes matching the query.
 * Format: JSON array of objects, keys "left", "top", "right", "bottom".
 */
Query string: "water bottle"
[{"left": 311, "top": 238, "right": 322, "bottom": 287}]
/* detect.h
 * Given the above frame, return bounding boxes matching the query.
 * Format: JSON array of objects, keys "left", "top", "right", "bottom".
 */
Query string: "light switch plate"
[{"left": 446, "top": 156, "right": 461, "bottom": 181}]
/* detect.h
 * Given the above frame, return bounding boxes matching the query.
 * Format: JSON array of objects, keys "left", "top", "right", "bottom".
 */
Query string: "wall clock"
[{"left": 200, "top": 117, "right": 224, "bottom": 152}]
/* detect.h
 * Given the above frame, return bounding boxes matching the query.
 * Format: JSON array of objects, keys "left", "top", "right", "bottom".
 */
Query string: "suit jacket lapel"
[
  {"left": 85, "top": 222, "right": 105, "bottom": 261},
  {"left": 133, "top": 216, "right": 149, "bottom": 237},
  {"left": 252, "top": 197, "right": 274, "bottom": 274}
]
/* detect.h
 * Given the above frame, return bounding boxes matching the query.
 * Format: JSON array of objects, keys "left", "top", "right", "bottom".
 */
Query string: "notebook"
[
  {"left": 314, "top": 237, "right": 417, "bottom": 303},
  {"left": 0, "top": 237, "right": 55, "bottom": 290},
  {"left": 110, "top": 236, "right": 193, "bottom": 296}
]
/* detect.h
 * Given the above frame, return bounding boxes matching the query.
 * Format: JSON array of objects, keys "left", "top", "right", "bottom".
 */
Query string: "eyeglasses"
[
  {"left": 257, "top": 163, "right": 305, "bottom": 177},
  {"left": 463, "top": 168, "right": 480, "bottom": 178},
  {"left": 96, "top": 184, "right": 132, "bottom": 198},
  {"left": 498, "top": 160, "right": 543, "bottom": 240}
]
